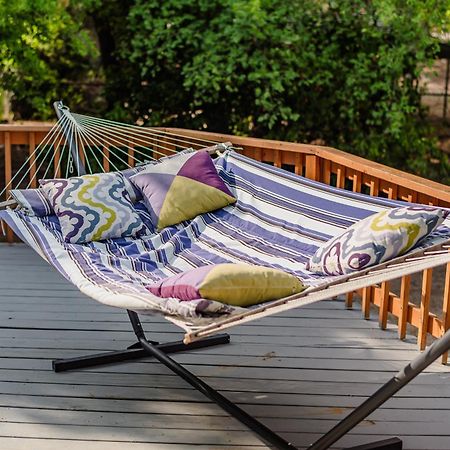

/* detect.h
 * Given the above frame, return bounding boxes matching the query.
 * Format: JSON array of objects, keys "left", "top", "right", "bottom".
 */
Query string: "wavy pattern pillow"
[
  {"left": 9, "top": 188, "right": 54, "bottom": 217},
  {"left": 147, "top": 263, "right": 305, "bottom": 307},
  {"left": 40, "top": 173, "right": 147, "bottom": 243},
  {"left": 130, "top": 150, "right": 236, "bottom": 231},
  {"left": 306, "top": 206, "right": 448, "bottom": 276}
]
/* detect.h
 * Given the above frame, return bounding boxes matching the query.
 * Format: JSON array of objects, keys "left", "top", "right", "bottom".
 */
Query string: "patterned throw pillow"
[
  {"left": 147, "top": 263, "right": 305, "bottom": 307},
  {"left": 130, "top": 150, "right": 236, "bottom": 230},
  {"left": 9, "top": 188, "right": 54, "bottom": 217},
  {"left": 40, "top": 172, "right": 148, "bottom": 243},
  {"left": 306, "top": 206, "right": 448, "bottom": 276}
]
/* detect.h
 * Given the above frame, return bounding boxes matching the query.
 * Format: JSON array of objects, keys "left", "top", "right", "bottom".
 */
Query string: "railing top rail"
[
  {"left": 1, "top": 123, "right": 449, "bottom": 202},
  {"left": 161, "top": 127, "right": 450, "bottom": 202}
]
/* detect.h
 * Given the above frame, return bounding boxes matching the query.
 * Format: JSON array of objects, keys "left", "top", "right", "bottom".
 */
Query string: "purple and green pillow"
[
  {"left": 147, "top": 263, "right": 305, "bottom": 307},
  {"left": 130, "top": 150, "right": 236, "bottom": 231}
]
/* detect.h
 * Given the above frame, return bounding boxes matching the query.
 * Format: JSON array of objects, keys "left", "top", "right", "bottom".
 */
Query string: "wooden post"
[
  {"left": 441, "top": 263, "right": 450, "bottom": 364},
  {"left": 352, "top": 171, "right": 362, "bottom": 193},
  {"left": 54, "top": 145, "right": 61, "bottom": 178},
  {"left": 398, "top": 275, "right": 411, "bottom": 340},
  {"left": 336, "top": 166, "right": 345, "bottom": 189},
  {"left": 294, "top": 153, "right": 302, "bottom": 176},
  {"left": 345, "top": 292, "right": 353, "bottom": 309},
  {"left": 322, "top": 159, "right": 331, "bottom": 184},
  {"left": 362, "top": 286, "right": 373, "bottom": 319},
  {"left": 379, "top": 281, "right": 390, "bottom": 329},
  {"left": 305, "top": 155, "right": 319, "bottom": 181},
  {"left": 4, "top": 131, "right": 13, "bottom": 242},
  {"left": 418, "top": 269, "right": 433, "bottom": 351},
  {"left": 29, "top": 132, "right": 37, "bottom": 188},
  {"left": 103, "top": 147, "right": 110, "bottom": 172}
]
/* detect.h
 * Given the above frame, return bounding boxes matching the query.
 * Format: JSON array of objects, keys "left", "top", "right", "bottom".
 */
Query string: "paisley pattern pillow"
[
  {"left": 40, "top": 173, "right": 148, "bottom": 244},
  {"left": 306, "top": 206, "right": 448, "bottom": 276}
]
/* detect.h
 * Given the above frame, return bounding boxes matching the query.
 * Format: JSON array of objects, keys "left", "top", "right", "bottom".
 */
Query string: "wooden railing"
[{"left": 2, "top": 124, "right": 450, "bottom": 362}]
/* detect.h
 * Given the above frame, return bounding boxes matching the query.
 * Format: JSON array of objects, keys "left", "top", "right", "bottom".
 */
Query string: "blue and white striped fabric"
[{"left": 2, "top": 150, "right": 450, "bottom": 320}]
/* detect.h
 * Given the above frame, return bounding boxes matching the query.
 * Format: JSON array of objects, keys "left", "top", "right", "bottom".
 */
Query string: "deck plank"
[{"left": 1, "top": 243, "right": 450, "bottom": 449}]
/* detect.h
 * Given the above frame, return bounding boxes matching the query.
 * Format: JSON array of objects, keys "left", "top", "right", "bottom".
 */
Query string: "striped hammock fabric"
[{"left": 2, "top": 150, "right": 450, "bottom": 322}]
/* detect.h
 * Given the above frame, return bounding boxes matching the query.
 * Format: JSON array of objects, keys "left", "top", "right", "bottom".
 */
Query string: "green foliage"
[
  {"left": 1, "top": 0, "right": 449, "bottom": 181},
  {"left": 0, "top": 0, "right": 99, "bottom": 119},
  {"left": 122, "top": 0, "right": 450, "bottom": 180}
]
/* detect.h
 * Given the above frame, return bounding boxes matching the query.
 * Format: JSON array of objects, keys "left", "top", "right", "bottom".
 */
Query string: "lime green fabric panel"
[
  {"left": 198, "top": 264, "right": 305, "bottom": 307},
  {"left": 157, "top": 176, "right": 236, "bottom": 230}
]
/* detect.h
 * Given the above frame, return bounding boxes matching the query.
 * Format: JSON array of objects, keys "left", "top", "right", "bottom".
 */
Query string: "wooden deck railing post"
[
  {"left": 29, "top": 132, "right": 37, "bottom": 188},
  {"left": 379, "top": 281, "right": 390, "bottom": 329},
  {"left": 305, "top": 155, "right": 319, "bottom": 181},
  {"left": 441, "top": 263, "right": 450, "bottom": 364},
  {"left": 418, "top": 269, "right": 433, "bottom": 350},
  {"left": 362, "top": 287, "right": 373, "bottom": 319},
  {"left": 4, "top": 131, "right": 13, "bottom": 243},
  {"left": 398, "top": 275, "right": 411, "bottom": 339}
]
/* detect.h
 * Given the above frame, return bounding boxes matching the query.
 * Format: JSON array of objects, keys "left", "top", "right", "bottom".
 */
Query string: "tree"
[
  {"left": 121, "top": 0, "right": 450, "bottom": 179},
  {"left": 0, "top": 0, "right": 99, "bottom": 119},
  {"left": 1, "top": 0, "right": 449, "bottom": 181}
]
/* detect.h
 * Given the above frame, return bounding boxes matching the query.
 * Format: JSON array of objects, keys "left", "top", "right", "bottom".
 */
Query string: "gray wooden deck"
[{"left": 1, "top": 244, "right": 450, "bottom": 450}]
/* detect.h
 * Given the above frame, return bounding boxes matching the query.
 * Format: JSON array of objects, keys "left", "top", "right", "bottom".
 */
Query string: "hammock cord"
[
  {"left": 1, "top": 105, "right": 229, "bottom": 201},
  {"left": 0, "top": 115, "right": 70, "bottom": 198}
]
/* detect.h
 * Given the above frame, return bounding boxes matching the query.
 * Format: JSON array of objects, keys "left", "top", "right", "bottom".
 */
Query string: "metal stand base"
[
  {"left": 53, "top": 334, "right": 230, "bottom": 372},
  {"left": 344, "top": 437, "right": 402, "bottom": 450},
  {"left": 52, "top": 309, "right": 450, "bottom": 450}
]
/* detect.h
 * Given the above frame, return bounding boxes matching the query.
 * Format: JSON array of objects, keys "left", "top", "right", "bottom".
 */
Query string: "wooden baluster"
[
  {"left": 322, "top": 159, "right": 331, "bottom": 185},
  {"left": 345, "top": 292, "right": 353, "bottom": 309},
  {"left": 362, "top": 286, "right": 373, "bottom": 319},
  {"left": 441, "top": 263, "right": 450, "bottom": 364},
  {"left": 103, "top": 147, "right": 110, "bottom": 172},
  {"left": 54, "top": 145, "right": 61, "bottom": 178},
  {"left": 305, "top": 155, "right": 319, "bottom": 180},
  {"left": 418, "top": 269, "right": 433, "bottom": 350},
  {"left": 398, "top": 275, "right": 411, "bottom": 339},
  {"left": 379, "top": 281, "right": 390, "bottom": 329},
  {"left": 369, "top": 179, "right": 379, "bottom": 197},
  {"left": 352, "top": 171, "right": 362, "bottom": 193},
  {"left": 274, "top": 150, "right": 281, "bottom": 168},
  {"left": 78, "top": 133, "right": 85, "bottom": 168},
  {"left": 128, "top": 145, "right": 135, "bottom": 167},
  {"left": 386, "top": 185, "right": 397, "bottom": 200},
  {"left": 336, "top": 166, "right": 345, "bottom": 189},
  {"left": 294, "top": 153, "right": 302, "bottom": 175},
  {"left": 4, "top": 131, "right": 13, "bottom": 242},
  {"left": 29, "top": 132, "right": 37, "bottom": 188}
]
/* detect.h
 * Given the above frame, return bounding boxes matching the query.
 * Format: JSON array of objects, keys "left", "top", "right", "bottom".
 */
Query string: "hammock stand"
[{"left": 4, "top": 101, "right": 450, "bottom": 449}]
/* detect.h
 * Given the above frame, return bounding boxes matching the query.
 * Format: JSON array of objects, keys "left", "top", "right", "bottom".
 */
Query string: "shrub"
[
  {"left": 2, "top": 0, "right": 449, "bottom": 181},
  {"left": 122, "top": 0, "right": 450, "bottom": 180}
]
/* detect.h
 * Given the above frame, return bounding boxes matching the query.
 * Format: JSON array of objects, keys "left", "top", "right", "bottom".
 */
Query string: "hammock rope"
[{"left": 1, "top": 103, "right": 231, "bottom": 206}]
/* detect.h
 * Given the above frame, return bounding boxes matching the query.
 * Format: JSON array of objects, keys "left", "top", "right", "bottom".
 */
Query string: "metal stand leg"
[
  {"left": 137, "top": 329, "right": 297, "bottom": 450},
  {"left": 309, "top": 328, "right": 450, "bottom": 450},
  {"left": 53, "top": 310, "right": 450, "bottom": 450}
]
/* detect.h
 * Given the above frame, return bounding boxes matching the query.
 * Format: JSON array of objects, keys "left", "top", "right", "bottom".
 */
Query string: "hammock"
[{"left": 2, "top": 101, "right": 450, "bottom": 450}]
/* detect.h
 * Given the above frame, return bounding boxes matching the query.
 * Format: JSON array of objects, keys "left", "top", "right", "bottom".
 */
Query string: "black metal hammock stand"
[{"left": 7, "top": 101, "right": 450, "bottom": 450}]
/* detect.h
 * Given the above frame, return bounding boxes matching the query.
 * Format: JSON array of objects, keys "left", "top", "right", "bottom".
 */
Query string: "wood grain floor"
[{"left": 1, "top": 244, "right": 449, "bottom": 450}]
